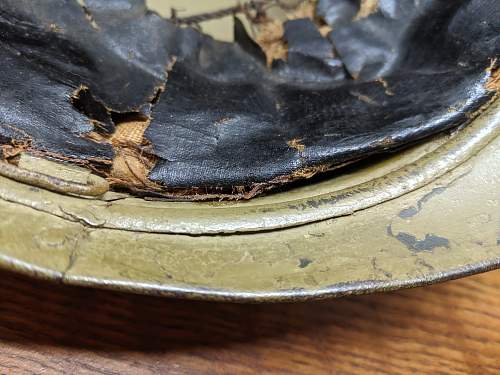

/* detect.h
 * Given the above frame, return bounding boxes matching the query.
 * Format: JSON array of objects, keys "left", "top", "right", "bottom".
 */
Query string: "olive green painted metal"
[
  {"left": 0, "top": 100, "right": 498, "bottom": 302},
  {"left": 0, "top": 154, "right": 109, "bottom": 197},
  {"left": 0, "top": 100, "right": 498, "bottom": 236}
]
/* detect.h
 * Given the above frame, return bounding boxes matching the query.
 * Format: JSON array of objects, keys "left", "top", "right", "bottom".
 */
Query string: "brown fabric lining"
[
  {"left": 355, "top": 0, "right": 379, "bottom": 20},
  {"left": 254, "top": 1, "right": 329, "bottom": 67},
  {"left": 486, "top": 59, "right": 500, "bottom": 92},
  {"left": 109, "top": 119, "right": 159, "bottom": 189}
]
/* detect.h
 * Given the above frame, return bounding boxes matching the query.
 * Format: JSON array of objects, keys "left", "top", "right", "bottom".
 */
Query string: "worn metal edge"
[
  {"left": 0, "top": 251, "right": 498, "bottom": 303},
  {"left": 0, "top": 102, "right": 499, "bottom": 302}
]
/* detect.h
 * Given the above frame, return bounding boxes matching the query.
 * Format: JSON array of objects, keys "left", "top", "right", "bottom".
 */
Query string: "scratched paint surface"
[{"left": 0, "top": 126, "right": 498, "bottom": 300}]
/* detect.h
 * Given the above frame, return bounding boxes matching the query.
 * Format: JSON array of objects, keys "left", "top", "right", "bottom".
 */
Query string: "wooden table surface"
[{"left": 0, "top": 269, "right": 499, "bottom": 375}]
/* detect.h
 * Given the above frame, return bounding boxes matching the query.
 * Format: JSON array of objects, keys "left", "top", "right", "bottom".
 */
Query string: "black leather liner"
[{"left": 0, "top": 0, "right": 498, "bottom": 197}]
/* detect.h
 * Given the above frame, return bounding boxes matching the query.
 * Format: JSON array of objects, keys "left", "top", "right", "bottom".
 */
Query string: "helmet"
[{"left": 0, "top": 0, "right": 498, "bottom": 301}]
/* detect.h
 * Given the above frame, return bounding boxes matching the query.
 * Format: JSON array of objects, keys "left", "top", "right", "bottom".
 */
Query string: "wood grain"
[{"left": 0, "top": 270, "right": 499, "bottom": 374}]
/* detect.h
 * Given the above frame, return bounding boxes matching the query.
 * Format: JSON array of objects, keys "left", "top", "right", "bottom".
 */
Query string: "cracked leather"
[{"left": 0, "top": 0, "right": 498, "bottom": 197}]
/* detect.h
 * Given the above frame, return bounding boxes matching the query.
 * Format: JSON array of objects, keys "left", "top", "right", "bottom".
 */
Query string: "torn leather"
[{"left": 0, "top": 0, "right": 498, "bottom": 199}]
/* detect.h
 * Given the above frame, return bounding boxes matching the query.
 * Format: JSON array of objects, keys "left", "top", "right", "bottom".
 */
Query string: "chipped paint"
[
  {"left": 387, "top": 225, "right": 450, "bottom": 253},
  {"left": 0, "top": 100, "right": 497, "bottom": 302},
  {"left": 298, "top": 258, "right": 313, "bottom": 268},
  {"left": 399, "top": 187, "right": 447, "bottom": 218}
]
